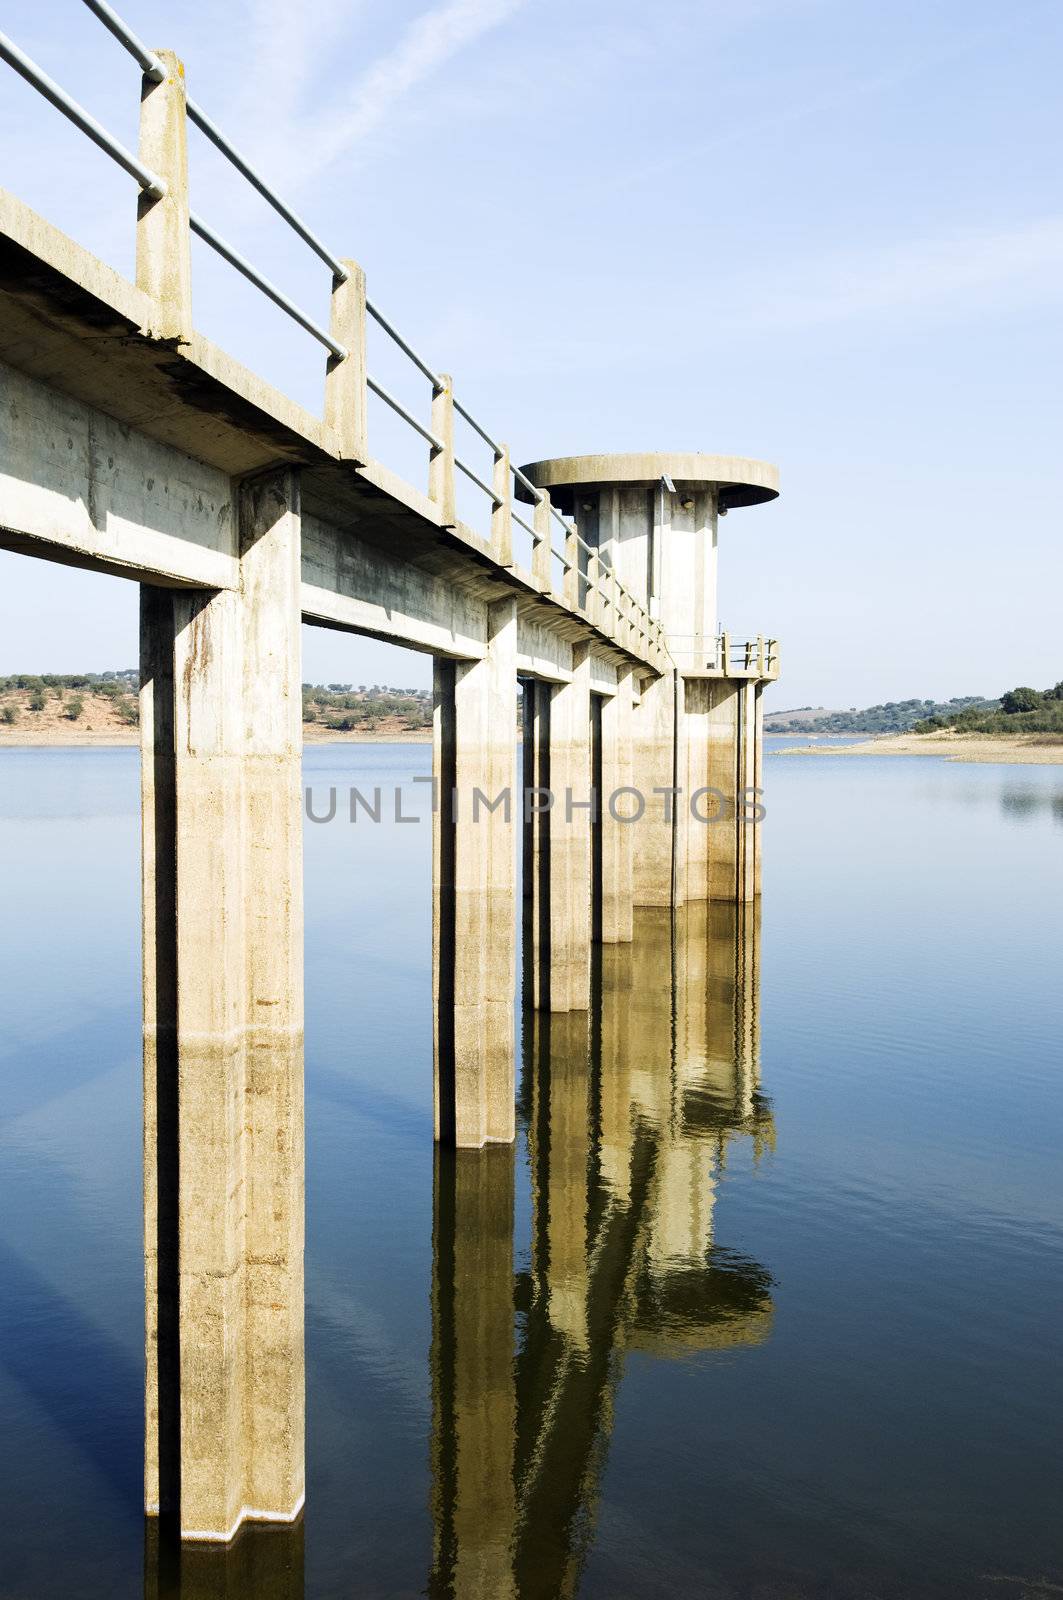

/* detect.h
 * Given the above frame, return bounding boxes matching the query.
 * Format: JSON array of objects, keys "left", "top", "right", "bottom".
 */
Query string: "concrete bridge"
[{"left": 0, "top": 4, "right": 779, "bottom": 1545}]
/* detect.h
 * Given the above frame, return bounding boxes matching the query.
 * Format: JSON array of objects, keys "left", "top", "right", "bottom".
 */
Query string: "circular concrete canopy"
[{"left": 515, "top": 452, "right": 779, "bottom": 513}]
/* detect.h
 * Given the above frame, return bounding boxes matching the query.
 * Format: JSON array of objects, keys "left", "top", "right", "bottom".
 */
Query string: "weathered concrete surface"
[
  {"left": 0, "top": 153, "right": 785, "bottom": 1550},
  {"left": 141, "top": 467, "right": 304, "bottom": 1541},
  {"left": 0, "top": 360, "right": 238, "bottom": 588},
  {"left": 136, "top": 51, "right": 193, "bottom": 343},
  {"left": 0, "top": 187, "right": 663, "bottom": 683},
  {"left": 433, "top": 598, "right": 519, "bottom": 1147},
  {"left": 599, "top": 667, "right": 635, "bottom": 942},
  {"left": 631, "top": 671, "right": 678, "bottom": 907},
  {"left": 523, "top": 677, "right": 552, "bottom": 1013},
  {"left": 545, "top": 646, "right": 593, "bottom": 1011}
]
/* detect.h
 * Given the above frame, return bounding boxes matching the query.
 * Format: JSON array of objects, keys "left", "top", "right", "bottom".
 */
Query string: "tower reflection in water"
[{"left": 430, "top": 901, "right": 774, "bottom": 1599}]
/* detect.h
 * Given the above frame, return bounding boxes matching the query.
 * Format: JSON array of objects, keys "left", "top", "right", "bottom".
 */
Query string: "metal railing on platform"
[
  {"left": 0, "top": 0, "right": 668, "bottom": 669},
  {"left": 668, "top": 635, "right": 780, "bottom": 677}
]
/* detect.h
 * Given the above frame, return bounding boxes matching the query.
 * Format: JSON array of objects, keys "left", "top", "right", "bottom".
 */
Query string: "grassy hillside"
[
  {"left": 766, "top": 697, "right": 994, "bottom": 734},
  {"left": 914, "top": 681, "right": 1063, "bottom": 736},
  {"left": 0, "top": 673, "right": 432, "bottom": 737}
]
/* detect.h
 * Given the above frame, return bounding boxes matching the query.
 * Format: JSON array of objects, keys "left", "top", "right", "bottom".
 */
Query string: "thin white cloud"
[
  {"left": 239, "top": 0, "right": 360, "bottom": 132},
  {"left": 737, "top": 218, "right": 1063, "bottom": 333},
  {"left": 235, "top": 0, "right": 527, "bottom": 190},
  {"left": 307, "top": 0, "right": 525, "bottom": 171}
]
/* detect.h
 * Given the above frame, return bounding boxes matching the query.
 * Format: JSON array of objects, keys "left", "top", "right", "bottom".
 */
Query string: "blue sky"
[{"left": 1, "top": 0, "right": 1060, "bottom": 705}]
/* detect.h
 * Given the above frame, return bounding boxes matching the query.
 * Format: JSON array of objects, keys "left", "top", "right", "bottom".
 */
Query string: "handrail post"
[
  {"left": 491, "top": 442, "right": 513, "bottom": 565},
  {"left": 326, "top": 258, "right": 368, "bottom": 462},
  {"left": 563, "top": 523, "right": 579, "bottom": 609},
  {"left": 722, "top": 630, "right": 731, "bottom": 676},
  {"left": 756, "top": 633, "right": 765, "bottom": 676},
  {"left": 532, "top": 490, "right": 552, "bottom": 590},
  {"left": 429, "top": 375, "right": 456, "bottom": 525},
  {"left": 136, "top": 48, "right": 192, "bottom": 341}
]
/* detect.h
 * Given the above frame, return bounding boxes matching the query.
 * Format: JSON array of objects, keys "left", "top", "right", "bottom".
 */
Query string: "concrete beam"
[
  {"left": 301, "top": 511, "right": 487, "bottom": 659},
  {"left": 141, "top": 466, "right": 304, "bottom": 1540},
  {"left": 0, "top": 359, "right": 238, "bottom": 588}
]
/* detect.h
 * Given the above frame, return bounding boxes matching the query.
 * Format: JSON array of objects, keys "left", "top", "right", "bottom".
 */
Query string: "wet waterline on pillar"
[{"left": 0, "top": 745, "right": 1062, "bottom": 1597}]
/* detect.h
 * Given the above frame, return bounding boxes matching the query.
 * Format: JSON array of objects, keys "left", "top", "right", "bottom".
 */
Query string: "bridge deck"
[{"left": 0, "top": 187, "right": 665, "bottom": 681}]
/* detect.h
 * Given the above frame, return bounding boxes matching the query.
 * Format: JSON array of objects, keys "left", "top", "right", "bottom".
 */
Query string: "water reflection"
[
  {"left": 999, "top": 786, "right": 1063, "bottom": 825},
  {"left": 430, "top": 902, "right": 773, "bottom": 1599},
  {"left": 144, "top": 1519, "right": 304, "bottom": 1599}
]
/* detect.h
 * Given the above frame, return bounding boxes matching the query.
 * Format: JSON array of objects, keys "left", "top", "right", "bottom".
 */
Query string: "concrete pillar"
[
  {"left": 141, "top": 467, "right": 304, "bottom": 1541},
  {"left": 599, "top": 669, "right": 634, "bottom": 943},
  {"left": 631, "top": 671, "right": 678, "bottom": 908},
  {"left": 429, "top": 375, "right": 456, "bottom": 525},
  {"left": 326, "top": 258, "right": 368, "bottom": 463},
  {"left": 523, "top": 678, "right": 551, "bottom": 1012},
  {"left": 615, "top": 485, "right": 652, "bottom": 609},
  {"left": 704, "top": 679, "right": 741, "bottom": 902},
  {"left": 545, "top": 648, "right": 593, "bottom": 1011},
  {"left": 753, "top": 683, "right": 765, "bottom": 897},
  {"left": 433, "top": 598, "right": 518, "bottom": 1147},
  {"left": 738, "top": 679, "right": 758, "bottom": 904},
  {"left": 430, "top": 1147, "right": 516, "bottom": 1599}
]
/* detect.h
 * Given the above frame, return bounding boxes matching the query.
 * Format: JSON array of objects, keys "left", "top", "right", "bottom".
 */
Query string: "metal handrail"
[
  {"left": 365, "top": 300, "right": 440, "bottom": 387},
  {"left": 80, "top": 0, "right": 163, "bottom": 80},
  {"left": 453, "top": 398, "right": 500, "bottom": 454},
  {"left": 78, "top": 0, "right": 348, "bottom": 283},
  {"left": 513, "top": 465, "right": 543, "bottom": 503},
  {"left": 0, "top": 29, "right": 166, "bottom": 198},
  {"left": 366, "top": 376, "right": 442, "bottom": 450},
  {"left": 189, "top": 213, "right": 345, "bottom": 358},
  {"left": 186, "top": 101, "right": 348, "bottom": 282},
  {"left": 455, "top": 455, "right": 501, "bottom": 505},
  {"left": 2, "top": 0, "right": 668, "bottom": 664}
]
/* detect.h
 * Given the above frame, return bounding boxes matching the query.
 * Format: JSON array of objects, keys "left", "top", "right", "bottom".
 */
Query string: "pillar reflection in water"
[
  {"left": 429, "top": 901, "right": 773, "bottom": 1599},
  {"left": 144, "top": 1518, "right": 304, "bottom": 1600}
]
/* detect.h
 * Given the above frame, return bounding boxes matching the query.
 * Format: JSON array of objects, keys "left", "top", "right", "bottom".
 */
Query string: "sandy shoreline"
[
  {"left": 770, "top": 731, "right": 1063, "bottom": 765},
  {"left": 4, "top": 728, "right": 1060, "bottom": 763}
]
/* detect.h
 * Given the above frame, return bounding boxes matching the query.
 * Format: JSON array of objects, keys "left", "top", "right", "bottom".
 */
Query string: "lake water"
[{"left": 0, "top": 741, "right": 1061, "bottom": 1599}]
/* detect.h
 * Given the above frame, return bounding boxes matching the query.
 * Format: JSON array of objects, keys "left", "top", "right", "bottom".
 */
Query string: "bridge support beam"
[
  {"left": 433, "top": 597, "right": 519, "bottom": 1147},
  {"left": 632, "top": 671, "right": 679, "bottom": 908},
  {"left": 544, "top": 647, "right": 593, "bottom": 1011},
  {"left": 679, "top": 677, "right": 763, "bottom": 904},
  {"left": 141, "top": 466, "right": 305, "bottom": 1541},
  {"left": 599, "top": 668, "right": 635, "bottom": 943}
]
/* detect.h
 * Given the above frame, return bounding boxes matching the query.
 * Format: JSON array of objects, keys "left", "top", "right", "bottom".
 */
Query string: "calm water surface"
[{"left": 0, "top": 741, "right": 1061, "bottom": 1599}]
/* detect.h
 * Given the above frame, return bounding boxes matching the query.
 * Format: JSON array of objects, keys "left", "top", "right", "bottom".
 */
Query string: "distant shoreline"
[
  {"left": 0, "top": 726, "right": 433, "bottom": 748},
  {"left": 770, "top": 730, "right": 1063, "bottom": 765}
]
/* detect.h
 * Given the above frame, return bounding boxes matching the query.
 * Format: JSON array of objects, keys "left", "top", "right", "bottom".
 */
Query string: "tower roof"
[{"left": 516, "top": 452, "right": 779, "bottom": 513}]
